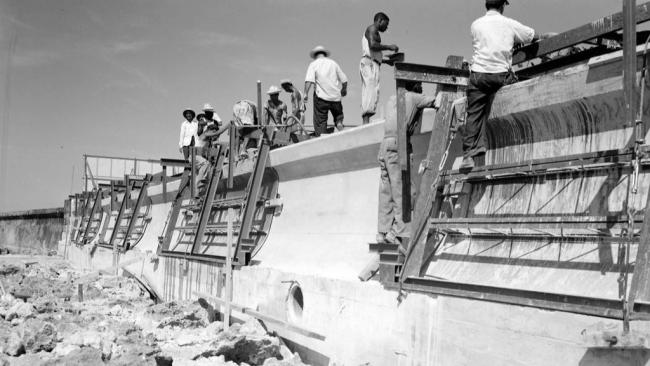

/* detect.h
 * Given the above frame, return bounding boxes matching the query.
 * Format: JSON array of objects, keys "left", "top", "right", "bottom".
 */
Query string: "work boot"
[
  {"left": 459, "top": 156, "right": 475, "bottom": 170},
  {"left": 376, "top": 232, "right": 387, "bottom": 243}
]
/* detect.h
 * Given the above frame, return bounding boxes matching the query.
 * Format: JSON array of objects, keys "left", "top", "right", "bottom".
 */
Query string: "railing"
[{"left": 83, "top": 154, "right": 183, "bottom": 190}]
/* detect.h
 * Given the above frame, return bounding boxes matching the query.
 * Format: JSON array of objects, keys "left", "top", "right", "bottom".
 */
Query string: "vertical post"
[
  {"left": 190, "top": 147, "right": 196, "bottom": 199},
  {"left": 228, "top": 125, "right": 236, "bottom": 189},
  {"left": 623, "top": 0, "right": 637, "bottom": 130},
  {"left": 257, "top": 81, "right": 263, "bottom": 126},
  {"left": 224, "top": 207, "right": 234, "bottom": 329},
  {"left": 623, "top": 0, "right": 637, "bottom": 334},
  {"left": 395, "top": 80, "right": 410, "bottom": 220},
  {"left": 124, "top": 175, "right": 130, "bottom": 210},
  {"left": 162, "top": 165, "right": 167, "bottom": 201},
  {"left": 83, "top": 155, "right": 88, "bottom": 192},
  {"left": 110, "top": 181, "right": 115, "bottom": 211}
]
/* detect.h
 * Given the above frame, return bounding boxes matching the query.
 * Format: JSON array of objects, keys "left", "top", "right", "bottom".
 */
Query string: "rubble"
[{"left": 0, "top": 256, "right": 310, "bottom": 365}]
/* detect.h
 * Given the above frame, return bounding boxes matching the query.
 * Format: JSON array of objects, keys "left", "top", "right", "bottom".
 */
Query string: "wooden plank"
[
  {"left": 629, "top": 182, "right": 650, "bottom": 309},
  {"left": 191, "top": 149, "right": 226, "bottom": 255},
  {"left": 512, "top": 1, "right": 650, "bottom": 65},
  {"left": 193, "top": 291, "right": 326, "bottom": 341},
  {"left": 238, "top": 142, "right": 270, "bottom": 242},
  {"left": 81, "top": 189, "right": 102, "bottom": 244},
  {"left": 400, "top": 55, "right": 465, "bottom": 280},
  {"left": 121, "top": 176, "right": 150, "bottom": 249},
  {"left": 159, "top": 170, "right": 191, "bottom": 253},
  {"left": 228, "top": 124, "right": 236, "bottom": 189},
  {"left": 394, "top": 63, "right": 469, "bottom": 86},
  {"left": 224, "top": 207, "right": 234, "bottom": 329}
]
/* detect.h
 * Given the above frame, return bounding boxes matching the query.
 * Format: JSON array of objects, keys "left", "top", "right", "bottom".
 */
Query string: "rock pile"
[{"left": 0, "top": 257, "right": 310, "bottom": 366}]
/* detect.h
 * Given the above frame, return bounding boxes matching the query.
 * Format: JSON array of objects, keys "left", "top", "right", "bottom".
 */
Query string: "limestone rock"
[
  {"left": 6, "top": 302, "right": 35, "bottom": 321},
  {"left": 3, "top": 331, "right": 25, "bottom": 356},
  {"left": 21, "top": 319, "right": 58, "bottom": 353}
]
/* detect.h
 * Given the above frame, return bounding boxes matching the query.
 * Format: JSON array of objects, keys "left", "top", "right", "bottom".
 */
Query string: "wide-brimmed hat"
[
  {"left": 486, "top": 0, "right": 509, "bottom": 6},
  {"left": 183, "top": 109, "right": 196, "bottom": 119},
  {"left": 310, "top": 45, "right": 330, "bottom": 59},
  {"left": 202, "top": 103, "right": 215, "bottom": 112},
  {"left": 280, "top": 79, "right": 293, "bottom": 87},
  {"left": 267, "top": 85, "right": 281, "bottom": 95}
]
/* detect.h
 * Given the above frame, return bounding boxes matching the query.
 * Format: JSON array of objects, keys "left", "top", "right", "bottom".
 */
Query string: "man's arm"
[
  {"left": 304, "top": 81, "right": 315, "bottom": 103},
  {"left": 366, "top": 25, "right": 398, "bottom": 52},
  {"left": 341, "top": 82, "right": 348, "bottom": 97},
  {"left": 336, "top": 64, "right": 348, "bottom": 97},
  {"left": 531, "top": 32, "right": 558, "bottom": 42}
]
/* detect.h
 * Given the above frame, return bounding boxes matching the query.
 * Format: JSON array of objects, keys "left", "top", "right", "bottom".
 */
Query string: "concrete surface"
[{"left": 0, "top": 208, "right": 63, "bottom": 254}]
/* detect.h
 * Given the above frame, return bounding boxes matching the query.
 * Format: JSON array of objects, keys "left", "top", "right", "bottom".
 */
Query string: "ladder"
[
  {"left": 105, "top": 174, "right": 151, "bottom": 251},
  {"left": 160, "top": 141, "right": 271, "bottom": 265}
]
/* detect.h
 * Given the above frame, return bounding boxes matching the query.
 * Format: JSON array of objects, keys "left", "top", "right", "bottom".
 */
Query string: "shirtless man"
[{"left": 361, "top": 12, "right": 398, "bottom": 125}]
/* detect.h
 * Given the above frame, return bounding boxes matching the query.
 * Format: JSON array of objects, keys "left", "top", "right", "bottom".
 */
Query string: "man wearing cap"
[
  {"left": 377, "top": 81, "right": 441, "bottom": 245},
  {"left": 361, "top": 12, "right": 398, "bottom": 125},
  {"left": 281, "top": 79, "right": 305, "bottom": 122},
  {"left": 179, "top": 109, "right": 198, "bottom": 161},
  {"left": 264, "top": 85, "right": 288, "bottom": 126},
  {"left": 461, "top": 0, "right": 555, "bottom": 169},
  {"left": 304, "top": 46, "right": 348, "bottom": 136}
]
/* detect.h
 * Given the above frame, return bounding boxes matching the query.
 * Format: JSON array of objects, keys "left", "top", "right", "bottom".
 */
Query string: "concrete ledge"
[{"left": 0, "top": 208, "right": 64, "bottom": 220}]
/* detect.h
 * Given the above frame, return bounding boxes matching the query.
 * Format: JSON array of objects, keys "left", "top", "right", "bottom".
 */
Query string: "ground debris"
[{"left": 0, "top": 256, "right": 311, "bottom": 365}]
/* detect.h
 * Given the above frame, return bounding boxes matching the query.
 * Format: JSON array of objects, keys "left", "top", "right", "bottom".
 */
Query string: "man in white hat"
[
  {"left": 263, "top": 85, "right": 288, "bottom": 126},
  {"left": 280, "top": 79, "right": 304, "bottom": 122},
  {"left": 202, "top": 103, "right": 222, "bottom": 131},
  {"left": 304, "top": 46, "right": 348, "bottom": 136},
  {"left": 361, "top": 12, "right": 398, "bottom": 125}
]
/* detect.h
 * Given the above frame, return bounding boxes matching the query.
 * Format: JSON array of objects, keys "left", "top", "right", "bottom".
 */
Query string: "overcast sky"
[{"left": 0, "top": 0, "right": 623, "bottom": 211}]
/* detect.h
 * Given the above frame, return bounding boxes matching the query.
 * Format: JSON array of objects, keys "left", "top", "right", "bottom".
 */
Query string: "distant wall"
[{"left": 0, "top": 208, "right": 64, "bottom": 254}]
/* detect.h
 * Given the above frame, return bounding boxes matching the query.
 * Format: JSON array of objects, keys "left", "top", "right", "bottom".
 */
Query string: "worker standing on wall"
[
  {"left": 304, "top": 45, "right": 348, "bottom": 136},
  {"left": 461, "top": 0, "right": 555, "bottom": 169},
  {"left": 281, "top": 79, "right": 305, "bottom": 123},
  {"left": 263, "top": 86, "right": 288, "bottom": 126},
  {"left": 179, "top": 109, "right": 198, "bottom": 161},
  {"left": 361, "top": 12, "right": 398, "bottom": 125},
  {"left": 377, "top": 81, "right": 441, "bottom": 245}
]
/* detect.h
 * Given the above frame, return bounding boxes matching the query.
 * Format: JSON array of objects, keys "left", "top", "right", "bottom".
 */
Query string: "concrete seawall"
[{"left": 0, "top": 208, "right": 64, "bottom": 254}]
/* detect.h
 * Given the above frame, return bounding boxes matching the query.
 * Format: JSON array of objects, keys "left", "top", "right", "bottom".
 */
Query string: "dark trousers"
[
  {"left": 463, "top": 72, "right": 510, "bottom": 158},
  {"left": 313, "top": 94, "right": 344, "bottom": 136}
]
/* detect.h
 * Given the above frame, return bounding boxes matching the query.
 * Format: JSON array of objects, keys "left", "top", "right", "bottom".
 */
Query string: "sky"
[{"left": 0, "top": 0, "right": 623, "bottom": 212}]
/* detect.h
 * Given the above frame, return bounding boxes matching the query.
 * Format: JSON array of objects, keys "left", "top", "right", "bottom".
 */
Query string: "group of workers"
[{"left": 177, "top": 0, "right": 554, "bottom": 245}]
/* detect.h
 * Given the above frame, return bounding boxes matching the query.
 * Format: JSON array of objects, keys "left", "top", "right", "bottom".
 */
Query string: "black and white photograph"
[{"left": 0, "top": 0, "right": 648, "bottom": 365}]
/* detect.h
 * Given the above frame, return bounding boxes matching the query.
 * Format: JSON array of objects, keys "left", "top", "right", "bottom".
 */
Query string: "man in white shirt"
[
  {"left": 304, "top": 46, "right": 348, "bottom": 136},
  {"left": 461, "top": 0, "right": 554, "bottom": 168},
  {"left": 179, "top": 109, "right": 198, "bottom": 161}
]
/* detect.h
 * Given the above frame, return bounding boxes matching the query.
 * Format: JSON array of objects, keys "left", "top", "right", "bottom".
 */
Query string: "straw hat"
[
  {"left": 280, "top": 79, "right": 293, "bottom": 87},
  {"left": 202, "top": 103, "right": 215, "bottom": 112},
  {"left": 267, "top": 85, "right": 282, "bottom": 95},
  {"left": 309, "top": 45, "right": 330, "bottom": 59}
]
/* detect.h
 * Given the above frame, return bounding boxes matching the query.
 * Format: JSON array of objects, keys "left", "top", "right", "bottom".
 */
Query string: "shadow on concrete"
[{"left": 579, "top": 348, "right": 650, "bottom": 366}]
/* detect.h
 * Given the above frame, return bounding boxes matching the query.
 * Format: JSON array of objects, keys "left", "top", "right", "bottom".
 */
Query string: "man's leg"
[
  {"left": 377, "top": 140, "right": 393, "bottom": 241},
  {"left": 360, "top": 58, "right": 380, "bottom": 124},
  {"left": 313, "top": 95, "right": 328, "bottom": 136},
  {"left": 330, "top": 100, "right": 345, "bottom": 131},
  {"left": 385, "top": 140, "right": 406, "bottom": 240},
  {"left": 194, "top": 155, "right": 209, "bottom": 197},
  {"left": 463, "top": 73, "right": 491, "bottom": 161}
]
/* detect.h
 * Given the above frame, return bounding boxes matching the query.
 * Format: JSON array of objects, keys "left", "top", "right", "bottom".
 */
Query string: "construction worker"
[
  {"left": 377, "top": 81, "right": 441, "bottom": 245},
  {"left": 280, "top": 79, "right": 305, "bottom": 122},
  {"left": 263, "top": 85, "right": 288, "bottom": 125},
  {"left": 304, "top": 45, "right": 348, "bottom": 136},
  {"left": 202, "top": 103, "right": 222, "bottom": 130},
  {"left": 361, "top": 12, "right": 398, "bottom": 125},
  {"left": 461, "top": 0, "right": 555, "bottom": 169},
  {"left": 178, "top": 109, "right": 198, "bottom": 161}
]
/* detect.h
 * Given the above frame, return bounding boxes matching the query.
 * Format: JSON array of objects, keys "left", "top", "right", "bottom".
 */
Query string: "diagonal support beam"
[
  {"left": 191, "top": 148, "right": 226, "bottom": 255},
  {"left": 512, "top": 1, "right": 650, "bottom": 65}
]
